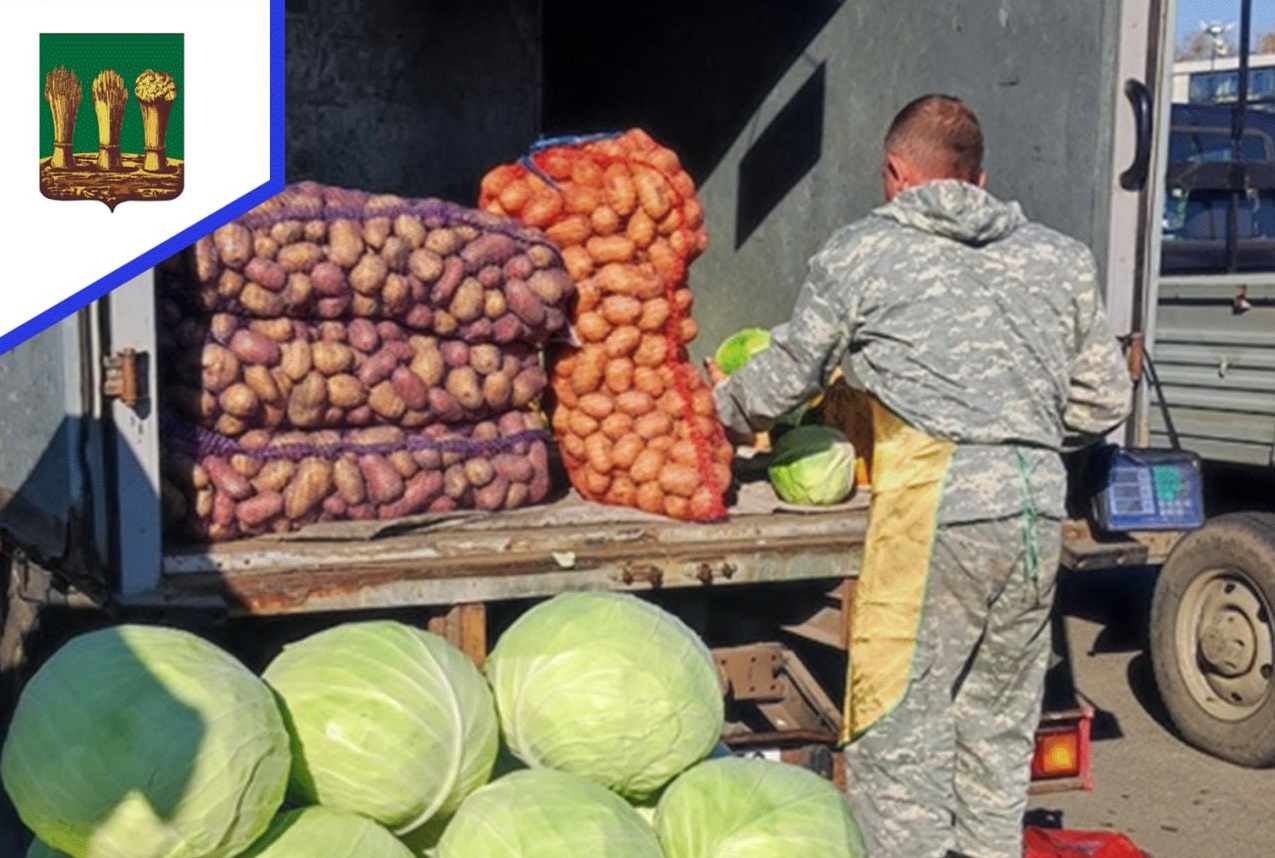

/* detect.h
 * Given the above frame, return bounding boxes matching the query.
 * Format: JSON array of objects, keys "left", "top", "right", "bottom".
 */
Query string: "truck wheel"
[{"left": 1150, "top": 513, "right": 1275, "bottom": 767}]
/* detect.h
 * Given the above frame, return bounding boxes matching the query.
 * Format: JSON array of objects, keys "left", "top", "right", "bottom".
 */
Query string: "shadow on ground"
[
  {"left": 1055, "top": 566, "right": 1158, "bottom": 656},
  {"left": 1126, "top": 652, "right": 1180, "bottom": 739}
]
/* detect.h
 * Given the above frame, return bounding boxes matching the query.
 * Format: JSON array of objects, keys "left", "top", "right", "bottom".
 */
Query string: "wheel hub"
[
  {"left": 1199, "top": 608, "right": 1256, "bottom": 678},
  {"left": 1183, "top": 572, "right": 1275, "bottom": 715}
]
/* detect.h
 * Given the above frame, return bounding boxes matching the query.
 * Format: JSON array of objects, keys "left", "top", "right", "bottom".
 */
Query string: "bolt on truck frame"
[{"left": 1, "top": 0, "right": 1273, "bottom": 818}]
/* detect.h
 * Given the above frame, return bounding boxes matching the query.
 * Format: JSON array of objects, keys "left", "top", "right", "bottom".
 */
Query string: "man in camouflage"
[{"left": 713, "top": 95, "right": 1132, "bottom": 858}]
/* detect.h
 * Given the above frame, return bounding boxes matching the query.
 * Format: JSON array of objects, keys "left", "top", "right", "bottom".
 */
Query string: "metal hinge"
[{"left": 102, "top": 348, "right": 145, "bottom": 409}]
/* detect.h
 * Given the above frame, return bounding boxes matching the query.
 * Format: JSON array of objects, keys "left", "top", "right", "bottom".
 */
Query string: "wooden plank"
[
  {"left": 457, "top": 603, "right": 487, "bottom": 668},
  {"left": 429, "top": 603, "right": 488, "bottom": 669}
]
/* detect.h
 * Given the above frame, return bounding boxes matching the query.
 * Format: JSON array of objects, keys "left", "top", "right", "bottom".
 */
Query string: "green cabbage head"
[
  {"left": 1, "top": 625, "right": 290, "bottom": 858},
  {"left": 436, "top": 769, "right": 663, "bottom": 858},
  {"left": 767, "top": 425, "right": 857, "bottom": 505},
  {"left": 486, "top": 592, "right": 724, "bottom": 800},
  {"left": 237, "top": 806, "right": 413, "bottom": 858},
  {"left": 714, "top": 328, "right": 771, "bottom": 375},
  {"left": 263, "top": 621, "right": 497, "bottom": 835},
  {"left": 656, "top": 757, "right": 867, "bottom": 858}
]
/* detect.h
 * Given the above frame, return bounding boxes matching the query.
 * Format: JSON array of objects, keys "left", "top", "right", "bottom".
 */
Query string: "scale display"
[{"left": 1092, "top": 448, "right": 1206, "bottom": 532}]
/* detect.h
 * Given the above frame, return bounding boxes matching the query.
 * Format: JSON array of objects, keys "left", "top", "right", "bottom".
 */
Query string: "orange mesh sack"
[{"left": 480, "top": 129, "right": 733, "bottom": 521}]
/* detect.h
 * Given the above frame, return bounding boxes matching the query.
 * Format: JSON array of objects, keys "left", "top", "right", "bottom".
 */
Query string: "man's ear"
[
  {"left": 883, "top": 153, "right": 909, "bottom": 198},
  {"left": 976, "top": 169, "right": 987, "bottom": 188},
  {"left": 884, "top": 154, "right": 902, "bottom": 182}
]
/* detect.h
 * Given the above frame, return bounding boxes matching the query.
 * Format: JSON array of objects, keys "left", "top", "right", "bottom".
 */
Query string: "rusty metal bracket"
[
  {"left": 715, "top": 642, "right": 842, "bottom": 735},
  {"left": 102, "top": 348, "right": 144, "bottom": 409},
  {"left": 1125, "top": 332, "right": 1145, "bottom": 383},
  {"left": 693, "top": 560, "right": 738, "bottom": 584},
  {"left": 715, "top": 643, "right": 786, "bottom": 701},
  {"left": 619, "top": 562, "right": 664, "bottom": 588}
]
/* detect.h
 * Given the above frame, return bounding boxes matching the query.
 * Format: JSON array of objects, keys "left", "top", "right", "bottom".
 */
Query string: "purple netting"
[
  {"left": 155, "top": 304, "right": 548, "bottom": 437},
  {"left": 161, "top": 412, "right": 556, "bottom": 540},
  {"left": 238, "top": 182, "right": 560, "bottom": 253},
  {"left": 163, "top": 417, "right": 550, "bottom": 462},
  {"left": 165, "top": 181, "right": 577, "bottom": 345}
]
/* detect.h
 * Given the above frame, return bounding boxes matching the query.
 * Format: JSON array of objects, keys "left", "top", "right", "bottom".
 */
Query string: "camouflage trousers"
[{"left": 844, "top": 514, "right": 1062, "bottom": 858}]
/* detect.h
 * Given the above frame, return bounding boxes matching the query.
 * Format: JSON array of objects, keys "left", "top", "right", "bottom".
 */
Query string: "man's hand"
[
  {"left": 702, "top": 357, "right": 756, "bottom": 448},
  {"left": 704, "top": 357, "right": 727, "bottom": 387}
]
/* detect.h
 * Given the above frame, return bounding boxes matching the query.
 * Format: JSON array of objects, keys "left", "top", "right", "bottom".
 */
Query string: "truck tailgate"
[{"left": 155, "top": 482, "right": 869, "bottom": 615}]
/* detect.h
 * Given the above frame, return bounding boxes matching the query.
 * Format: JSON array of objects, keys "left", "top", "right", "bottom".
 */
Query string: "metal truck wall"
[
  {"left": 542, "top": 1, "right": 1122, "bottom": 360},
  {"left": 285, "top": 0, "right": 542, "bottom": 203},
  {"left": 0, "top": 317, "right": 88, "bottom": 561},
  {"left": 1148, "top": 278, "right": 1275, "bottom": 466}
]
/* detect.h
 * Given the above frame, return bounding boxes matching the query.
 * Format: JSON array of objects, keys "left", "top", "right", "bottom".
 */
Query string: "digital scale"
[{"left": 1090, "top": 447, "right": 1206, "bottom": 532}]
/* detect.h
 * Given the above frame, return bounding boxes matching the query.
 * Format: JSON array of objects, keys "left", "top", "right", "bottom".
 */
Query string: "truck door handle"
[{"left": 1120, "top": 79, "right": 1153, "bottom": 191}]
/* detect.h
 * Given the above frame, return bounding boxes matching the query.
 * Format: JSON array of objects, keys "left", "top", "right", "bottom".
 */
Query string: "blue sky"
[{"left": 1176, "top": 0, "right": 1275, "bottom": 49}]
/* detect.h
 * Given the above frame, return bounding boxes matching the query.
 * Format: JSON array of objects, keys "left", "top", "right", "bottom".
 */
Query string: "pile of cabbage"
[{"left": 3, "top": 593, "right": 865, "bottom": 858}]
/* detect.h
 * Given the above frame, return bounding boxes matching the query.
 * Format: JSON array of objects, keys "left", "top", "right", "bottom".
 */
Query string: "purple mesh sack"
[
  {"left": 161, "top": 411, "right": 553, "bottom": 542},
  {"left": 157, "top": 297, "right": 547, "bottom": 438},
  {"left": 166, "top": 182, "right": 576, "bottom": 346}
]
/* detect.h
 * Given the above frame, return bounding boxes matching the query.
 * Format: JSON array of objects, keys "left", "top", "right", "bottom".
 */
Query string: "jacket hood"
[{"left": 874, "top": 179, "right": 1026, "bottom": 246}]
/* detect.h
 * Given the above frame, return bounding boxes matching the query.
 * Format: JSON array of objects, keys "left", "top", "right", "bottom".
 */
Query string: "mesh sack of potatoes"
[
  {"left": 161, "top": 412, "right": 552, "bottom": 542},
  {"left": 479, "top": 129, "right": 733, "bottom": 522},
  {"left": 167, "top": 181, "right": 575, "bottom": 346},
  {"left": 157, "top": 298, "right": 546, "bottom": 438}
]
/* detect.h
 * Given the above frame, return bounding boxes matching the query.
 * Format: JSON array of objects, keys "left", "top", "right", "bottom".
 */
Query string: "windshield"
[{"left": 1163, "top": 0, "right": 1275, "bottom": 275}]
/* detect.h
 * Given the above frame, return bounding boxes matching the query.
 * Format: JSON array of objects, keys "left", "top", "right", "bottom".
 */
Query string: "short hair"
[{"left": 884, "top": 94, "right": 984, "bottom": 183}]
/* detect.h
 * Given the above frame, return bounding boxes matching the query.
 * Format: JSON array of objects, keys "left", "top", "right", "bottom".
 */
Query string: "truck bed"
[{"left": 153, "top": 480, "right": 870, "bottom": 615}]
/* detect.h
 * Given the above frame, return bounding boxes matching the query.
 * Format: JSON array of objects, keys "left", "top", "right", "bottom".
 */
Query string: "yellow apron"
[{"left": 841, "top": 398, "right": 955, "bottom": 743}]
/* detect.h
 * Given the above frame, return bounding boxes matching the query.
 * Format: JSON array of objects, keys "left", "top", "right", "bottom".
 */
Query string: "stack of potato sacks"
[
  {"left": 480, "top": 130, "right": 734, "bottom": 522},
  {"left": 157, "top": 182, "right": 575, "bottom": 541}
]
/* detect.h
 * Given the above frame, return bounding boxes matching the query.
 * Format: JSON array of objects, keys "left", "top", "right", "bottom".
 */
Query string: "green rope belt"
[{"left": 1015, "top": 450, "right": 1042, "bottom": 581}]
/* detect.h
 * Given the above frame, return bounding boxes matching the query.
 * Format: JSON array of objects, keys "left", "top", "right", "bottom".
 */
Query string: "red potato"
[
  {"left": 236, "top": 492, "right": 283, "bottom": 528},
  {"left": 347, "top": 318, "right": 380, "bottom": 352},
  {"left": 492, "top": 452, "right": 535, "bottom": 483},
  {"left": 229, "top": 329, "right": 281, "bottom": 366},
  {"left": 244, "top": 257, "right": 287, "bottom": 292},
  {"left": 212, "top": 492, "right": 239, "bottom": 528},
  {"left": 391, "top": 366, "right": 430, "bottom": 410},
  {"left": 361, "top": 454, "right": 405, "bottom": 504},
  {"left": 504, "top": 279, "right": 547, "bottom": 327},
  {"left": 473, "top": 475, "right": 511, "bottom": 511},
  {"left": 205, "top": 458, "right": 252, "bottom": 500}
]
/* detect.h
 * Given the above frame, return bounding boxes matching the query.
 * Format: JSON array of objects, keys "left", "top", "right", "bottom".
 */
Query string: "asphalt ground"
[{"left": 1027, "top": 566, "right": 1275, "bottom": 856}]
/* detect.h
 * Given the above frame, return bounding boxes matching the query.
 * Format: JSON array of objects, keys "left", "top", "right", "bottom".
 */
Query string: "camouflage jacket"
[{"left": 714, "top": 180, "right": 1133, "bottom": 523}]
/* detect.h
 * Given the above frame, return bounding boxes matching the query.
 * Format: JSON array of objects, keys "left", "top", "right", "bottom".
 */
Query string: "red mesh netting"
[{"left": 479, "top": 129, "right": 733, "bottom": 522}]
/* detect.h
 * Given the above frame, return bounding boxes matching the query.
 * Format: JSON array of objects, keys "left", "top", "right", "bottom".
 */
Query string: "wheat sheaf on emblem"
[
  {"left": 135, "top": 69, "right": 177, "bottom": 172},
  {"left": 40, "top": 56, "right": 183, "bottom": 210},
  {"left": 44, "top": 65, "right": 81, "bottom": 170},
  {"left": 92, "top": 69, "right": 127, "bottom": 170}
]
